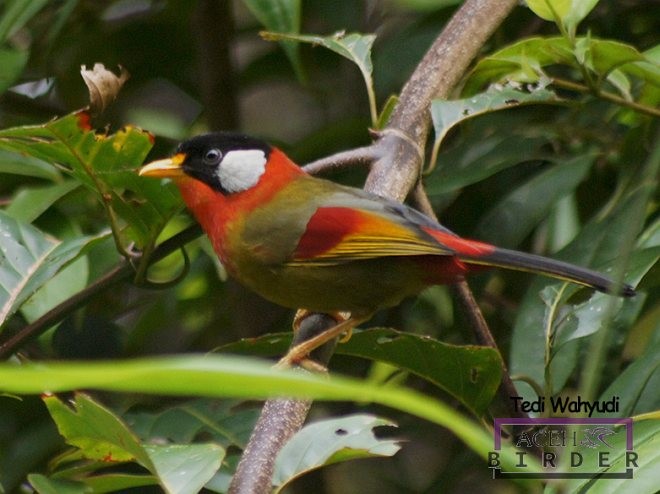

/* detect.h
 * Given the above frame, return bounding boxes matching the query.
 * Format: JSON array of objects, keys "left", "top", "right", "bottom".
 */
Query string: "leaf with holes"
[
  {"left": 219, "top": 327, "right": 502, "bottom": 417},
  {"left": 0, "top": 211, "right": 106, "bottom": 328},
  {"left": 430, "top": 85, "right": 560, "bottom": 154},
  {"left": 463, "top": 37, "right": 653, "bottom": 95},
  {"left": 338, "top": 328, "right": 502, "bottom": 417},
  {"left": 0, "top": 111, "right": 182, "bottom": 247},
  {"left": 272, "top": 414, "right": 400, "bottom": 491}
]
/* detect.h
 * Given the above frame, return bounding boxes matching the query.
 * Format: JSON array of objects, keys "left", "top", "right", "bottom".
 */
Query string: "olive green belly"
[{"left": 232, "top": 257, "right": 431, "bottom": 315}]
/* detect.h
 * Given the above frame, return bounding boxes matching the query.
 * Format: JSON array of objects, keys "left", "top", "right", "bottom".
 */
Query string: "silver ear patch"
[{"left": 216, "top": 149, "right": 267, "bottom": 193}]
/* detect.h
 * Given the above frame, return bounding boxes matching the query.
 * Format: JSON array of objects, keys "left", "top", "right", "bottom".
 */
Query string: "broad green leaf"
[
  {"left": 44, "top": 393, "right": 224, "bottom": 494},
  {"left": 577, "top": 38, "right": 646, "bottom": 81},
  {"left": 126, "top": 399, "right": 259, "bottom": 448},
  {"left": 221, "top": 327, "right": 502, "bottom": 417},
  {"left": 526, "top": 0, "right": 599, "bottom": 36},
  {"left": 0, "top": 149, "right": 61, "bottom": 180},
  {"left": 464, "top": 37, "right": 653, "bottom": 95},
  {"left": 430, "top": 85, "right": 561, "bottom": 155},
  {"left": 76, "top": 474, "right": 158, "bottom": 493},
  {"left": 262, "top": 31, "right": 378, "bottom": 124},
  {"left": 597, "top": 332, "right": 660, "bottom": 418},
  {"left": 243, "top": 0, "right": 302, "bottom": 78},
  {"left": 525, "top": 0, "right": 571, "bottom": 24},
  {"left": 5, "top": 181, "right": 80, "bottom": 223},
  {"left": 0, "top": 211, "right": 105, "bottom": 328},
  {"left": 144, "top": 443, "right": 224, "bottom": 494},
  {"left": 30, "top": 472, "right": 159, "bottom": 493},
  {"left": 563, "top": 0, "right": 600, "bottom": 35},
  {"left": 0, "top": 355, "right": 540, "bottom": 475},
  {"left": 473, "top": 153, "right": 594, "bottom": 248},
  {"left": 0, "top": 111, "right": 182, "bottom": 247},
  {"left": 560, "top": 418, "right": 660, "bottom": 494},
  {"left": 425, "top": 131, "right": 550, "bottom": 195},
  {"left": 272, "top": 414, "right": 400, "bottom": 490},
  {"left": 338, "top": 328, "right": 502, "bottom": 417},
  {"left": 44, "top": 393, "right": 151, "bottom": 465},
  {"left": 27, "top": 474, "right": 86, "bottom": 494},
  {"left": 464, "top": 37, "right": 574, "bottom": 94}
]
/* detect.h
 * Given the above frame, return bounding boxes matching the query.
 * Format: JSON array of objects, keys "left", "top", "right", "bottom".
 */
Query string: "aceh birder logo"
[{"left": 488, "top": 394, "right": 639, "bottom": 479}]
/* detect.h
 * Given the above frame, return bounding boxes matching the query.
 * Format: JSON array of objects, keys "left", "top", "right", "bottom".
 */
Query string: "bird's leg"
[{"left": 276, "top": 311, "right": 371, "bottom": 368}]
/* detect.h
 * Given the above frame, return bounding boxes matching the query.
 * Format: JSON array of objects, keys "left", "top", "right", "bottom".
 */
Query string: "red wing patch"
[{"left": 292, "top": 207, "right": 451, "bottom": 262}]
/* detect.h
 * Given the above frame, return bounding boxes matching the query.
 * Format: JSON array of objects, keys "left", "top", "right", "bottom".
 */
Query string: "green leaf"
[
  {"left": 464, "top": 37, "right": 574, "bottom": 93},
  {"left": 126, "top": 399, "right": 259, "bottom": 448},
  {"left": 581, "top": 38, "right": 646, "bottom": 81},
  {"left": 0, "top": 149, "right": 61, "bottom": 180},
  {"left": 243, "top": 0, "right": 303, "bottom": 78},
  {"left": 262, "top": 31, "right": 378, "bottom": 124},
  {"left": 597, "top": 332, "right": 660, "bottom": 418},
  {"left": 525, "top": 0, "right": 571, "bottom": 24},
  {"left": 44, "top": 393, "right": 224, "bottom": 494},
  {"left": 525, "top": 0, "right": 599, "bottom": 36},
  {"left": 5, "top": 181, "right": 80, "bottom": 223},
  {"left": 430, "top": 85, "right": 561, "bottom": 154},
  {"left": 560, "top": 418, "right": 660, "bottom": 494},
  {"left": 473, "top": 153, "right": 594, "bottom": 248},
  {"left": 0, "top": 355, "right": 539, "bottom": 475},
  {"left": 425, "top": 130, "right": 550, "bottom": 195},
  {"left": 27, "top": 474, "right": 87, "bottom": 494},
  {"left": 143, "top": 443, "right": 225, "bottom": 494},
  {"left": 338, "top": 328, "right": 502, "bottom": 417},
  {"left": 464, "top": 37, "right": 652, "bottom": 94},
  {"left": 0, "top": 111, "right": 182, "bottom": 247},
  {"left": 44, "top": 393, "right": 149, "bottom": 464},
  {"left": 272, "top": 414, "right": 400, "bottom": 490},
  {"left": 0, "top": 211, "right": 105, "bottom": 328},
  {"left": 220, "top": 327, "right": 502, "bottom": 417},
  {"left": 77, "top": 473, "right": 158, "bottom": 493}
]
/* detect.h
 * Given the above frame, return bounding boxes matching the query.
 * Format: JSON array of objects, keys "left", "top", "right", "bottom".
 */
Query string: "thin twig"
[{"left": 302, "top": 145, "right": 380, "bottom": 175}]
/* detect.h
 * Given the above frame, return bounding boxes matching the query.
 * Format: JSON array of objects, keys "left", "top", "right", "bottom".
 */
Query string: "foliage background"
[{"left": 0, "top": 1, "right": 657, "bottom": 493}]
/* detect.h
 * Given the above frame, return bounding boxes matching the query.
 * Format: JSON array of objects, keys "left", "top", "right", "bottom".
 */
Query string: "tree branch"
[{"left": 228, "top": 312, "right": 340, "bottom": 494}]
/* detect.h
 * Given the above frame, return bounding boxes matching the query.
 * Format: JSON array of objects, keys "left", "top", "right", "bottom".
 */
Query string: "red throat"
[{"left": 174, "top": 148, "right": 305, "bottom": 262}]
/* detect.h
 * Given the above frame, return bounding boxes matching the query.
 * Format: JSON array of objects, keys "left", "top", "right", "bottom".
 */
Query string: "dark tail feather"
[{"left": 461, "top": 247, "right": 635, "bottom": 297}]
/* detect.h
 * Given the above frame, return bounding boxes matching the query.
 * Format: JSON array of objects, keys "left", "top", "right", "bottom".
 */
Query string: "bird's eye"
[{"left": 203, "top": 148, "right": 223, "bottom": 165}]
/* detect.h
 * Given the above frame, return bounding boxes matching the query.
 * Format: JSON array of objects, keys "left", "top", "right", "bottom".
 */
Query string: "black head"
[
  {"left": 139, "top": 132, "right": 271, "bottom": 195},
  {"left": 177, "top": 132, "right": 272, "bottom": 194}
]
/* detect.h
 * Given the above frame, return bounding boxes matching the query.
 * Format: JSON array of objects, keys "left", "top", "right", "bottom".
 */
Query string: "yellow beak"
[{"left": 139, "top": 153, "right": 186, "bottom": 178}]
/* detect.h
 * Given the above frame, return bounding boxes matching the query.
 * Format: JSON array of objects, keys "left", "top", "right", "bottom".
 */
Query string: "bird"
[{"left": 139, "top": 132, "right": 635, "bottom": 364}]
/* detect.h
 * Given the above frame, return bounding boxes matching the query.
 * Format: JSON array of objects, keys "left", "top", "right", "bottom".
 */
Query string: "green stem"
[{"left": 552, "top": 77, "right": 660, "bottom": 118}]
